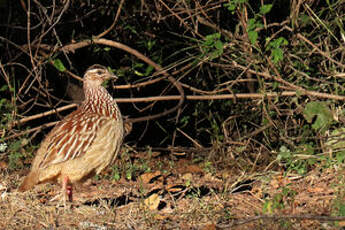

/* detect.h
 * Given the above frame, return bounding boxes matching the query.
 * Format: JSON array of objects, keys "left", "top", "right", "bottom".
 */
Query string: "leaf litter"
[{"left": 0, "top": 148, "right": 344, "bottom": 229}]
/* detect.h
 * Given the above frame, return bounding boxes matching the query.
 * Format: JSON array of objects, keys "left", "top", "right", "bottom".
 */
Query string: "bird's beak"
[{"left": 108, "top": 74, "right": 118, "bottom": 81}]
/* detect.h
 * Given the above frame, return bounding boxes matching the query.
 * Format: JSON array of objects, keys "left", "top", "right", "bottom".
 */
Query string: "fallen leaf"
[
  {"left": 165, "top": 184, "right": 184, "bottom": 193},
  {"left": 139, "top": 171, "right": 162, "bottom": 184},
  {"left": 153, "top": 214, "right": 169, "bottom": 220},
  {"left": 0, "top": 161, "right": 7, "bottom": 169},
  {"left": 182, "top": 173, "right": 193, "bottom": 181},
  {"left": 338, "top": 221, "right": 345, "bottom": 227},
  {"left": 177, "top": 164, "right": 204, "bottom": 174},
  {"left": 144, "top": 193, "right": 160, "bottom": 210},
  {"left": 201, "top": 223, "right": 216, "bottom": 230}
]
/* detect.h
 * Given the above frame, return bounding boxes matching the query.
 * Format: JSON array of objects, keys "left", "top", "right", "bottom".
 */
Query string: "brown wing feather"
[{"left": 38, "top": 110, "right": 107, "bottom": 169}]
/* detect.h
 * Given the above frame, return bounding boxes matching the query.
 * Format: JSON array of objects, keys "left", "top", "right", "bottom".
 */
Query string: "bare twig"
[
  {"left": 6, "top": 90, "right": 311, "bottom": 132},
  {"left": 96, "top": 0, "right": 125, "bottom": 39}
]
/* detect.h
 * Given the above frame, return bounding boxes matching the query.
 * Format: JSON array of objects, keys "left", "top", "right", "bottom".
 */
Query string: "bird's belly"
[{"left": 39, "top": 117, "right": 124, "bottom": 184}]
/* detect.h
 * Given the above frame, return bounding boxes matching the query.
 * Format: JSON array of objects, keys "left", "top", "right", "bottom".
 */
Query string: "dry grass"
[{"left": 0, "top": 151, "right": 343, "bottom": 230}]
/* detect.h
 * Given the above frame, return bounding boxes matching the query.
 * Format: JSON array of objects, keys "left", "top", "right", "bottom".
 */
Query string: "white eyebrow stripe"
[{"left": 87, "top": 69, "right": 105, "bottom": 74}]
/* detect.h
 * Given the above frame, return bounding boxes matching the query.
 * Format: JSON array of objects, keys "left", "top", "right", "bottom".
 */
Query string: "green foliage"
[
  {"left": 0, "top": 85, "right": 13, "bottom": 128},
  {"left": 263, "top": 193, "right": 284, "bottom": 213},
  {"left": 133, "top": 63, "right": 154, "bottom": 77},
  {"left": 0, "top": 82, "right": 24, "bottom": 170},
  {"left": 224, "top": 0, "right": 247, "bottom": 12},
  {"left": 335, "top": 202, "right": 345, "bottom": 216},
  {"left": 53, "top": 58, "right": 66, "bottom": 72},
  {"left": 7, "top": 139, "right": 28, "bottom": 169},
  {"left": 263, "top": 184, "right": 297, "bottom": 213},
  {"left": 203, "top": 161, "right": 215, "bottom": 174},
  {"left": 325, "top": 128, "right": 345, "bottom": 164},
  {"left": 112, "top": 165, "right": 121, "bottom": 181},
  {"left": 146, "top": 40, "right": 156, "bottom": 51},
  {"left": 247, "top": 18, "right": 262, "bottom": 45},
  {"left": 2, "top": 0, "right": 345, "bottom": 181},
  {"left": 303, "top": 101, "right": 333, "bottom": 133},
  {"left": 201, "top": 33, "right": 224, "bottom": 60},
  {"left": 242, "top": 3, "right": 272, "bottom": 45},
  {"left": 266, "top": 37, "right": 288, "bottom": 63},
  {"left": 277, "top": 144, "right": 316, "bottom": 175},
  {"left": 112, "top": 148, "right": 152, "bottom": 181},
  {"left": 332, "top": 185, "right": 345, "bottom": 224},
  {"left": 259, "top": 4, "right": 273, "bottom": 15}
]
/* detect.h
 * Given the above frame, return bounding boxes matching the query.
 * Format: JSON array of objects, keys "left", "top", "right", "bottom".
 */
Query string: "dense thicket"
[{"left": 1, "top": 1, "right": 345, "bottom": 172}]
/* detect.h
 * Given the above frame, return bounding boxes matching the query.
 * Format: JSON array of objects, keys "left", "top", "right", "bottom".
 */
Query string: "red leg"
[{"left": 62, "top": 176, "right": 73, "bottom": 204}]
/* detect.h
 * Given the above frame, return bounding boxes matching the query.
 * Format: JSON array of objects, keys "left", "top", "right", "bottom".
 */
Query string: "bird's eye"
[{"left": 96, "top": 70, "right": 103, "bottom": 75}]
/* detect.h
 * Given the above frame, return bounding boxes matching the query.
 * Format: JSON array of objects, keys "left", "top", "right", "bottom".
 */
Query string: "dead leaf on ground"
[
  {"left": 0, "top": 161, "right": 7, "bottom": 169},
  {"left": 338, "top": 221, "right": 345, "bottom": 227},
  {"left": 181, "top": 173, "right": 193, "bottom": 181},
  {"left": 144, "top": 193, "right": 161, "bottom": 210},
  {"left": 177, "top": 163, "right": 204, "bottom": 175},
  {"left": 153, "top": 214, "right": 170, "bottom": 220},
  {"left": 201, "top": 223, "right": 216, "bottom": 230},
  {"left": 139, "top": 171, "right": 162, "bottom": 184},
  {"left": 165, "top": 184, "right": 185, "bottom": 193},
  {"left": 270, "top": 175, "right": 291, "bottom": 189}
]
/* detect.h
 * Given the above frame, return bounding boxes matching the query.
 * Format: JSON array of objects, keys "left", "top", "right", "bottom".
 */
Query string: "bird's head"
[{"left": 83, "top": 64, "right": 117, "bottom": 87}]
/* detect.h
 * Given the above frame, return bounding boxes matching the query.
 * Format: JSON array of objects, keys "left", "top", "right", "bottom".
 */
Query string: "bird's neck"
[{"left": 82, "top": 84, "right": 119, "bottom": 118}]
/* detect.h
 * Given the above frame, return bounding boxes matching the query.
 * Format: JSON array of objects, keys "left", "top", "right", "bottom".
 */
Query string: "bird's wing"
[{"left": 37, "top": 110, "right": 109, "bottom": 169}]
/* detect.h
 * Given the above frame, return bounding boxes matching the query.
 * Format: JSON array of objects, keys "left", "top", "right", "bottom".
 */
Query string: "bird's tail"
[{"left": 18, "top": 171, "right": 38, "bottom": 192}]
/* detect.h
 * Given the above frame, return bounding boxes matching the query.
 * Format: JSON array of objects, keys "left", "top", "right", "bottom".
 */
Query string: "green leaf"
[
  {"left": 53, "top": 59, "right": 66, "bottom": 72},
  {"left": 144, "top": 65, "right": 154, "bottom": 76},
  {"left": 272, "top": 81, "right": 279, "bottom": 90},
  {"left": 275, "top": 37, "right": 288, "bottom": 47},
  {"left": 201, "top": 33, "right": 223, "bottom": 59},
  {"left": 300, "top": 14, "right": 311, "bottom": 26},
  {"left": 247, "top": 18, "right": 257, "bottom": 31},
  {"left": 0, "top": 98, "right": 7, "bottom": 107},
  {"left": 260, "top": 4, "right": 272, "bottom": 15},
  {"left": 9, "top": 140, "right": 22, "bottom": 152},
  {"left": 267, "top": 37, "right": 288, "bottom": 50},
  {"left": 204, "top": 33, "right": 221, "bottom": 45},
  {"left": 0, "top": 84, "right": 8, "bottom": 92},
  {"left": 133, "top": 63, "right": 144, "bottom": 69},
  {"left": 263, "top": 200, "right": 273, "bottom": 214},
  {"left": 271, "top": 48, "right": 284, "bottom": 63},
  {"left": 277, "top": 145, "right": 291, "bottom": 161},
  {"left": 224, "top": 2, "right": 236, "bottom": 12},
  {"left": 224, "top": 0, "right": 247, "bottom": 12},
  {"left": 210, "top": 40, "right": 224, "bottom": 59},
  {"left": 303, "top": 101, "right": 333, "bottom": 133},
  {"left": 215, "top": 40, "right": 223, "bottom": 50},
  {"left": 147, "top": 40, "right": 156, "bottom": 51},
  {"left": 336, "top": 151, "right": 345, "bottom": 164},
  {"left": 248, "top": 30, "right": 258, "bottom": 44},
  {"left": 134, "top": 70, "right": 144, "bottom": 77}
]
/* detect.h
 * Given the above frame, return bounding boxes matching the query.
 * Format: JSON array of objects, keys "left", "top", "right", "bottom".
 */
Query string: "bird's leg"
[{"left": 62, "top": 176, "right": 73, "bottom": 206}]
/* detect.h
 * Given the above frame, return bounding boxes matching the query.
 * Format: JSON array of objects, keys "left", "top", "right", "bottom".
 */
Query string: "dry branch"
[{"left": 8, "top": 88, "right": 345, "bottom": 138}]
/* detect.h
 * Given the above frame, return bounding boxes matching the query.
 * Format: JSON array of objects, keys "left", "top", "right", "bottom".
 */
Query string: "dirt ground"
[{"left": 0, "top": 148, "right": 344, "bottom": 230}]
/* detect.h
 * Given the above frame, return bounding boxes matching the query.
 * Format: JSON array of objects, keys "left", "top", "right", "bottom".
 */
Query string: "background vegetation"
[{"left": 1, "top": 0, "right": 345, "bottom": 229}]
